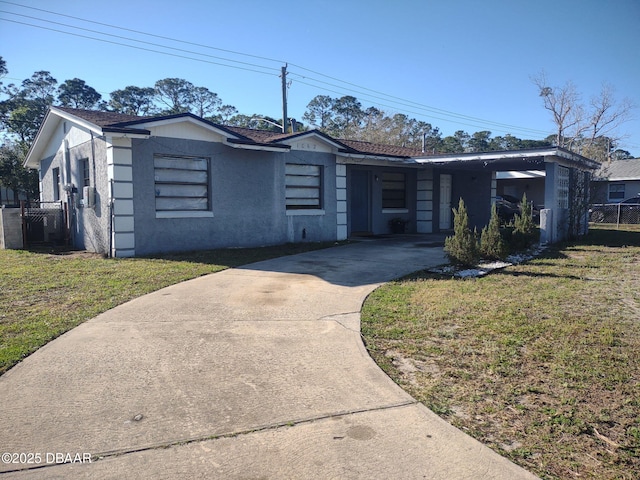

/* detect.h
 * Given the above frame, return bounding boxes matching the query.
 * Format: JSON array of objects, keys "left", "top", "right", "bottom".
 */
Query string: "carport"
[{"left": 414, "top": 147, "right": 599, "bottom": 243}]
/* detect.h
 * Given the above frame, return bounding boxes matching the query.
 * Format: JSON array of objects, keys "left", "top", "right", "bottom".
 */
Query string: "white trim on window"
[
  {"left": 156, "top": 211, "right": 214, "bottom": 219},
  {"left": 286, "top": 163, "right": 322, "bottom": 210}
]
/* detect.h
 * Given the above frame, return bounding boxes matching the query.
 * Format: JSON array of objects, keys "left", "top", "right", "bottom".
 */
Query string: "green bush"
[
  {"left": 480, "top": 203, "right": 507, "bottom": 260},
  {"left": 512, "top": 193, "right": 537, "bottom": 249},
  {"left": 444, "top": 198, "right": 479, "bottom": 266}
]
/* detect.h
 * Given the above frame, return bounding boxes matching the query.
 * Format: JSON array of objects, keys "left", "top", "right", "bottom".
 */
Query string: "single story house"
[
  {"left": 591, "top": 158, "right": 640, "bottom": 203},
  {"left": 23, "top": 106, "right": 599, "bottom": 257}
]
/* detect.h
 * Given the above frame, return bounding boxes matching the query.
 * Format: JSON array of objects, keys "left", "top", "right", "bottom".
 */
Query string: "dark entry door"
[{"left": 350, "top": 170, "right": 371, "bottom": 234}]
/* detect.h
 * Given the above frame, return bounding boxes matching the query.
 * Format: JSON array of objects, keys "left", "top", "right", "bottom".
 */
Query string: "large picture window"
[
  {"left": 382, "top": 172, "right": 406, "bottom": 209},
  {"left": 286, "top": 164, "right": 322, "bottom": 209},
  {"left": 154, "top": 155, "right": 209, "bottom": 212}
]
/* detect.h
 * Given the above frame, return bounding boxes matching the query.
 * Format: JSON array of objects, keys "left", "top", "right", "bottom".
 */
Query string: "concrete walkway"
[{"left": 0, "top": 236, "right": 538, "bottom": 479}]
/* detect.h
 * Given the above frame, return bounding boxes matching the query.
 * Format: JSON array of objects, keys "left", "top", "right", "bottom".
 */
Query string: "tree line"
[{"left": 0, "top": 57, "right": 635, "bottom": 202}]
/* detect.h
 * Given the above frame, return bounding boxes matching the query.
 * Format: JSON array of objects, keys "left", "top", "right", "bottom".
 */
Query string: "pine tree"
[
  {"left": 512, "top": 192, "right": 536, "bottom": 249},
  {"left": 480, "top": 203, "right": 507, "bottom": 260},
  {"left": 444, "top": 198, "right": 479, "bottom": 266}
]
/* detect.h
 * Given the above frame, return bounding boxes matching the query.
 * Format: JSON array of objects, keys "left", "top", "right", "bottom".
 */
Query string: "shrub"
[
  {"left": 512, "top": 193, "right": 537, "bottom": 249},
  {"left": 480, "top": 203, "right": 507, "bottom": 260},
  {"left": 444, "top": 198, "right": 479, "bottom": 266}
]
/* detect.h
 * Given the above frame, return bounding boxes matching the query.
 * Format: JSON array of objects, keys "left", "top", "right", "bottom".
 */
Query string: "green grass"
[
  {"left": 362, "top": 224, "right": 640, "bottom": 480},
  {"left": 0, "top": 241, "right": 342, "bottom": 375}
]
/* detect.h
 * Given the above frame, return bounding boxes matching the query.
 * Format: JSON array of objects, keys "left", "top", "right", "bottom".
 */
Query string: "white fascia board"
[
  {"left": 415, "top": 149, "right": 558, "bottom": 164},
  {"left": 222, "top": 139, "right": 289, "bottom": 152},
  {"left": 337, "top": 153, "right": 421, "bottom": 168},
  {"left": 496, "top": 170, "right": 546, "bottom": 179},
  {"left": 600, "top": 176, "right": 640, "bottom": 182},
  {"left": 104, "top": 131, "right": 150, "bottom": 139},
  {"left": 49, "top": 106, "right": 104, "bottom": 135},
  {"left": 25, "top": 107, "right": 106, "bottom": 168}
]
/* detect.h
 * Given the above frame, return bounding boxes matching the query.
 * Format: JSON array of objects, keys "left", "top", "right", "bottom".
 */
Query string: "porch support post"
[
  {"left": 416, "top": 168, "right": 433, "bottom": 233},
  {"left": 336, "top": 164, "right": 347, "bottom": 240},
  {"left": 106, "top": 137, "right": 135, "bottom": 257},
  {"left": 542, "top": 160, "right": 557, "bottom": 244}
]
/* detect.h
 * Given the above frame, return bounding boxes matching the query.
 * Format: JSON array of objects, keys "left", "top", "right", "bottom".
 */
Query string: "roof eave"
[{"left": 223, "top": 138, "right": 290, "bottom": 152}]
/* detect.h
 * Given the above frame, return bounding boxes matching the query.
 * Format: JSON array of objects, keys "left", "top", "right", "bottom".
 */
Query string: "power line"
[
  {"left": 0, "top": 0, "right": 553, "bottom": 138},
  {"left": 0, "top": 18, "right": 280, "bottom": 78},
  {"left": 0, "top": 0, "right": 287, "bottom": 66},
  {"left": 0, "top": 10, "right": 281, "bottom": 75},
  {"left": 288, "top": 72, "right": 550, "bottom": 136}
]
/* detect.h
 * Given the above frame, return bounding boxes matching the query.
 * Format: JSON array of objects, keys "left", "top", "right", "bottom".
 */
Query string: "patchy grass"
[
  {"left": 0, "top": 241, "right": 342, "bottom": 375},
  {"left": 362, "top": 224, "right": 640, "bottom": 480}
]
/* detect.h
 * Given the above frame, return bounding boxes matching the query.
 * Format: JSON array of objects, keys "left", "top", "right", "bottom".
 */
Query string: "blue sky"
[{"left": 1, "top": 0, "right": 639, "bottom": 154}]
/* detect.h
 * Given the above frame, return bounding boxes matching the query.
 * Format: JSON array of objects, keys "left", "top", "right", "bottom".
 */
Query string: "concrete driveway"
[{"left": 0, "top": 236, "right": 538, "bottom": 479}]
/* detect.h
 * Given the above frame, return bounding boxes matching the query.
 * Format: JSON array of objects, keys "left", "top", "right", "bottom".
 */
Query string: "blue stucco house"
[{"left": 24, "top": 107, "right": 598, "bottom": 257}]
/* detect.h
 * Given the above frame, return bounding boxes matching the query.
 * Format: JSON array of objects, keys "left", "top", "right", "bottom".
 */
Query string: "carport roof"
[{"left": 414, "top": 147, "right": 600, "bottom": 171}]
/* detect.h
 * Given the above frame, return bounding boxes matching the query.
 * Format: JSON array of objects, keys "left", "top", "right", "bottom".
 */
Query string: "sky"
[{"left": 1, "top": 0, "right": 639, "bottom": 155}]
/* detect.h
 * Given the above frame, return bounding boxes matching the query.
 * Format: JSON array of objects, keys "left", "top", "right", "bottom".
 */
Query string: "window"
[
  {"left": 80, "top": 158, "right": 90, "bottom": 187},
  {"left": 557, "top": 166, "right": 569, "bottom": 209},
  {"left": 382, "top": 172, "right": 406, "bottom": 209},
  {"left": 154, "top": 155, "right": 209, "bottom": 212},
  {"left": 286, "top": 164, "right": 322, "bottom": 209},
  {"left": 609, "top": 183, "right": 625, "bottom": 201},
  {"left": 52, "top": 167, "right": 60, "bottom": 201}
]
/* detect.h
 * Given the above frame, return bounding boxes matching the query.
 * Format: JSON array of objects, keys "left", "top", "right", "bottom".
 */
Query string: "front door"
[
  {"left": 439, "top": 174, "right": 452, "bottom": 230},
  {"left": 350, "top": 170, "right": 371, "bottom": 234}
]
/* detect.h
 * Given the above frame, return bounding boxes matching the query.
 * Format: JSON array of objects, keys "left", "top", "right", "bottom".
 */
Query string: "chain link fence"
[{"left": 589, "top": 202, "right": 640, "bottom": 224}]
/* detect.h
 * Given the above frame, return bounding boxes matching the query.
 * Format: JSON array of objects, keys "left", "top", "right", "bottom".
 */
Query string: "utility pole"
[{"left": 281, "top": 64, "right": 288, "bottom": 134}]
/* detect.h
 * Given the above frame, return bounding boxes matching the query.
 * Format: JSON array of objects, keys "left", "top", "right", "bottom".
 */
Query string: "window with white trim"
[
  {"left": 382, "top": 172, "right": 406, "bottom": 209},
  {"left": 285, "top": 163, "right": 322, "bottom": 209},
  {"left": 52, "top": 167, "right": 60, "bottom": 201},
  {"left": 154, "top": 155, "right": 209, "bottom": 212},
  {"left": 608, "top": 183, "right": 625, "bottom": 201}
]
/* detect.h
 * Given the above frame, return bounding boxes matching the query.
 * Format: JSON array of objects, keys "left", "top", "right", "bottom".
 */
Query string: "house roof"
[
  {"left": 338, "top": 139, "right": 423, "bottom": 158},
  {"left": 54, "top": 106, "right": 148, "bottom": 127},
  {"left": 593, "top": 158, "right": 640, "bottom": 181},
  {"left": 30, "top": 107, "right": 422, "bottom": 161},
  {"left": 414, "top": 147, "right": 600, "bottom": 171},
  {"left": 25, "top": 108, "right": 599, "bottom": 171}
]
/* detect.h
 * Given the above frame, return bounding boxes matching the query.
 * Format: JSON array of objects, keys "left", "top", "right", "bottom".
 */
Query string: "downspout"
[{"left": 90, "top": 132, "right": 97, "bottom": 189}]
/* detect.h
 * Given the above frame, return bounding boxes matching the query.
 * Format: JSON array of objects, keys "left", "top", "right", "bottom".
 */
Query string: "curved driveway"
[{"left": 0, "top": 236, "right": 538, "bottom": 479}]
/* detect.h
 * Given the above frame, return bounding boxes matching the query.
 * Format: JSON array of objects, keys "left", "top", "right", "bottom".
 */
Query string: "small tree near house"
[
  {"left": 480, "top": 203, "right": 507, "bottom": 260},
  {"left": 444, "top": 198, "right": 479, "bottom": 266},
  {"left": 512, "top": 192, "right": 537, "bottom": 249}
]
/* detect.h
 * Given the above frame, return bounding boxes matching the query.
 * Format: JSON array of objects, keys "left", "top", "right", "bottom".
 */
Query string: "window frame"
[
  {"left": 52, "top": 167, "right": 60, "bottom": 201},
  {"left": 285, "top": 163, "right": 323, "bottom": 211},
  {"left": 381, "top": 172, "right": 407, "bottom": 210},
  {"left": 608, "top": 183, "right": 625, "bottom": 201},
  {"left": 153, "top": 154, "right": 211, "bottom": 216}
]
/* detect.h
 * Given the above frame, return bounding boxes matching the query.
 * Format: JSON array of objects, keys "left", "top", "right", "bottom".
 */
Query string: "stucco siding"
[
  {"left": 130, "top": 137, "right": 338, "bottom": 255},
  {"left": 68, "top": 137, "right": 110, "bottom": 254}
]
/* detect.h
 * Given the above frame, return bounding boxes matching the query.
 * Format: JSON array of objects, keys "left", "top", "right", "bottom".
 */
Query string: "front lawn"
[{"left": 362, "top": 224, "right": 640, "bottom": 479}]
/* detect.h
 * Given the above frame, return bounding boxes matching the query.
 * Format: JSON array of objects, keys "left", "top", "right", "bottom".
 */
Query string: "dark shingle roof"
[
  {"left": 338, "top": 139, "right": 423, "bottom": 158},
  {"left": 54, "top": 107, "right": 423, "bottom": 158},
  {"left": 55, "top": 106, "right": 149, "bottom": 127},
  {"left": 594, "top": 159, "right": 640, "bottom": 181}
]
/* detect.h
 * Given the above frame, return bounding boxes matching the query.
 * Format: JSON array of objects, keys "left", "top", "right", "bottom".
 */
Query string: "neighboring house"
[
  {"left": 23, "top": 107, "right": 598, "bottom": 257},
  {"left": 591, "top": 158, "right": 640, "bottom": 204}
]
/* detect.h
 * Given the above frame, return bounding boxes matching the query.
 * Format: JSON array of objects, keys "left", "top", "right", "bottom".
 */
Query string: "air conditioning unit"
[{"left": 83, "top": 186, "right": 96, "bottom": 208}]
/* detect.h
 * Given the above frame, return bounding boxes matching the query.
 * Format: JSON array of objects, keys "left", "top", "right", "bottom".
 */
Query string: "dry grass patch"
[{"left": 362, "top": 225, "right": 640, "bottom": 479}]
